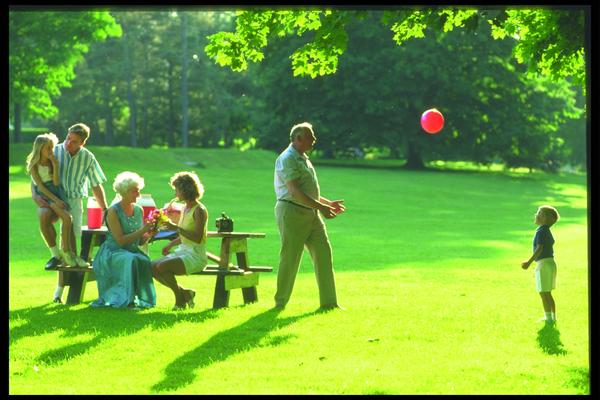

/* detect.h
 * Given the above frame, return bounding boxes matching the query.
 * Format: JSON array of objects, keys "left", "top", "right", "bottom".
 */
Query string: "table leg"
[
  {"left": 236, "top": 251, "right": 258, "bottom": 304},
  {"left": 219, "top": 238, "right": 231, "bottom": 269},
  {"left": 213, "top": 275, "right": 230, "bottom": 309},
  {"left": 65, "top": 230, "right": 99, "bottom": 305},
  {"left": 65, "top": 272, "right": 86, "bottom": 304},
  {"left": 241, "top": 287, "right": 258, "bottom": 304}
]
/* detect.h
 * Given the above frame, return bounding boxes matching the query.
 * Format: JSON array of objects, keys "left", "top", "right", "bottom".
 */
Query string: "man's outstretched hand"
[
  {"left": 330, "top": 200, "right": 346, "bottom": 215},
  {"left": 319, "top": 204, "right": 338, "bottom": 219}
]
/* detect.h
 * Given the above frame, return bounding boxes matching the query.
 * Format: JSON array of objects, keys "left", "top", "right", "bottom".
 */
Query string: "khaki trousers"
[{"left": 274, "top": 201, "right": 338, "bottom": 307}]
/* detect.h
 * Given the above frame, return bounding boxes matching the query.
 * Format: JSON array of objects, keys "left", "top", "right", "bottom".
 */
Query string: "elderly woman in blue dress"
[{"left": 91, "top": 171, "right": 157, "bottom": 308}]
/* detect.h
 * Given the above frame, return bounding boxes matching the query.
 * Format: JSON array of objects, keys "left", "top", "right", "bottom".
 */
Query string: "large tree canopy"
[
  {"left": 244, "top": 11, "right": 583, "bottom": 170},
  {"left": 10, "top": 10, "right": 584, "bottom": 172},
  {"left": 204, "top": 7, "right": 586, "bottom": 87},
  {"left": 9, "top": 10, "right": 122, "bottom": 121}
]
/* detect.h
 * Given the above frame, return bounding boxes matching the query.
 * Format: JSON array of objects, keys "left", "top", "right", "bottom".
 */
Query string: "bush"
[{"left": 9, "top": 127, "right": 50, "bottom": 144}]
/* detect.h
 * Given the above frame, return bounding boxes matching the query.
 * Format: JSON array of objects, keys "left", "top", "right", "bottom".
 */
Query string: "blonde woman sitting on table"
[
  {"left": 91, "top": 171, "right": 157, "bottom": 309},
  {"left": 152, "top": 171, "right": 208, "bottom": 310}
]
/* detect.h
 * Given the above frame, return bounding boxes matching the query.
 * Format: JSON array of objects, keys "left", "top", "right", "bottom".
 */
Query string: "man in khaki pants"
[{"left": 273, "top": 122, "right": 346, "bottom": 309}]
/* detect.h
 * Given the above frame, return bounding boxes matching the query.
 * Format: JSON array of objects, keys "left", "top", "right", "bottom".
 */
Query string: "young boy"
[{"left": 521, "top": 205, "right": 560, "bottom": 324}]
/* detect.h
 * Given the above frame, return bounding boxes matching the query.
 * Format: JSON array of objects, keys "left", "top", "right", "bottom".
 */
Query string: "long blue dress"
[{"left": 91, "top": 203, "right": 156, "bottom": 308}]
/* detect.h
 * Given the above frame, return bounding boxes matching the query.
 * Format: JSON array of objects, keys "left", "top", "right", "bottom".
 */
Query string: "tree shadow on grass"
[
  {"left": 536, "top": 323, "right": 567, "bottom": 355},
  {"left": 9, "top": 303, "right": 219, "bottom": 366},
  {"left": 151, "top": 307, "right": 318, "bottom": 393}
]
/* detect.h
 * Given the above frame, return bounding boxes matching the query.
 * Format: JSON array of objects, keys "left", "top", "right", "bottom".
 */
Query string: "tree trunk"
[
  {"left": 106, "top": 110, "right": 114, "bottom": 146},
  {"left": 584, "top": 7, "right": 591, "bottom": 175},
  {"left": 123, "top": 30, "right": 137, "bottom": 147},
  {"left": 141, "top": 103, "right": 148, "bottom": 148},
  {"left": 404, "top": 105, "right": 426, "bottom": 169},
  {"left": 215, "top": 95, "right": 227, "bottom": 148},
  {"left": 404, "top": 136, "right": 425, "bottom": 170},
  {"left": 180, "top": 12, "right": 189, "bottom": 148},
  {"left": 103, "top": 84, "right": 114, "bottom": 146},
  {"left": 167, "top": 59, "right": 176, "bottom": 147},
  {"left": 13, "top": 103, "right": 21, "bottom": 143},
  {"left": 140, "top": 44, "right": 149, "bottom": 148},
  {"left": 127, "top": 83, "right": 137, "bottom": 147}
]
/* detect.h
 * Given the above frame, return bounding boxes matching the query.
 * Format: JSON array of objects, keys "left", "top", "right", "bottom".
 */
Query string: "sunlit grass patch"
[{"left": 9, "top": 145, "right": 588, "bottom": 394}]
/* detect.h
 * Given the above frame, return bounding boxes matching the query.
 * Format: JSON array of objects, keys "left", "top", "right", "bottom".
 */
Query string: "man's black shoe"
[{"left": 45, "top": 256, "right": 61, "bottom": 270}]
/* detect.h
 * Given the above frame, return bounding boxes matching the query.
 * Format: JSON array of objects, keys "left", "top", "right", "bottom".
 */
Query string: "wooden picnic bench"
[{"left": 51, "top": 225, "right": 273, "bottom": 308}]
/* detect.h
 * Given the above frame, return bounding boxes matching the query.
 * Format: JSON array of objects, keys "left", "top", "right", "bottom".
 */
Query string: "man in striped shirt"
[{"left": 31, "top": 123, "right": 108, "bottom": 302}]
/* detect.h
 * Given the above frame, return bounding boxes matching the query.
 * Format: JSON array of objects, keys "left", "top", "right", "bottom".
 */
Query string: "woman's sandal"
[{"left": 185, "top": 289, "right": 196, "bottom": 309}]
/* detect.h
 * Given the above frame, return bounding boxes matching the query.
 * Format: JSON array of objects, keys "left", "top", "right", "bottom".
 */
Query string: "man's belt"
[{"left": 277, "top": 199, "right": 313, "bottom": 210}]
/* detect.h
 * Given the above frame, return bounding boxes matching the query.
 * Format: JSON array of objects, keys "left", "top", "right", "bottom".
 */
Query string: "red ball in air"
[{"left": 420, "top": 108, "right": 445, "bottom": 134}]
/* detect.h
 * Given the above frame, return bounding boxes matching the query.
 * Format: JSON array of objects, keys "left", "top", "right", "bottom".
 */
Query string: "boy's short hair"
[
  {"left": 539, "top": 205, "right": 560, "bottom": 226},
  {"left": 68, "top": 123, "right": 91, "bottom": 142}
]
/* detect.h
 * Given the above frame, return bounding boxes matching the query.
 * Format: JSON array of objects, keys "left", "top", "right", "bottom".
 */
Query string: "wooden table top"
[
  {"left": 207, "top": 231, "right": 266, "bottom": 238},
  {"left": 82, "top": 226, "right": 265, "bottom": 239}
]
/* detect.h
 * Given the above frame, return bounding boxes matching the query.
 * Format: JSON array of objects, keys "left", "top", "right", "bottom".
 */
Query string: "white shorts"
[
  {"left": 535, "top": 257, "right": 557, "bottom": 293},
  {"left": 163, "top": 243, "right": 208, "bottom": 274}
]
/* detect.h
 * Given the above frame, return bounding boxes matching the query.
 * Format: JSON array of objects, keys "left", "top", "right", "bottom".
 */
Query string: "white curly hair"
[{"left": 112, "top": 171, "right": 145, "bottom": 196}]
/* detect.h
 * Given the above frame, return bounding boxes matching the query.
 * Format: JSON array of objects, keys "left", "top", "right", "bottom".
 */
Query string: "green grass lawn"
[{"left": 9, "top": 144, "right": 589, "bottom": 394}]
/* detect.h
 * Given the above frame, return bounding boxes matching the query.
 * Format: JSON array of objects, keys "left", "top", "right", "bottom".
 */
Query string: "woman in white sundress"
[{"left": 151, "top": 171, "right": 208, "bottom": 310}]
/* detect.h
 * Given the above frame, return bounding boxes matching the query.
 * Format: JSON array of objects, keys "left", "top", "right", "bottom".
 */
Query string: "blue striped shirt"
[{"left": 54, "top": 143, "right": 107, "bottom": 199}]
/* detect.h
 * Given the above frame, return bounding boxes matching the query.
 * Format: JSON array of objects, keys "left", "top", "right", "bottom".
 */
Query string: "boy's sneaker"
[
  {"left": 74, "top": 255, "right": 91, "bottom": 268},
  {"left": 62, "top": 251, "right": 77, "bottom": 267},
  {"left": 53, "top": 297, "right": 62, "bottom": 304},
  {"left": 45, "top": 256, "right": 61, "bottom": 270}
]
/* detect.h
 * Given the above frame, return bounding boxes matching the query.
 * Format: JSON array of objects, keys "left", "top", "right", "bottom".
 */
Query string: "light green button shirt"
[
  {"left": 55, "top": 142, "right": 107, "bottom": 199},
  {"left": 274, "top": 144, "right": 320, "bottom": 201}
]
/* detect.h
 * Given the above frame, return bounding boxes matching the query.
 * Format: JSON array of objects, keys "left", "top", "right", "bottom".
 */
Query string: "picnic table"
[{"left": 51, "top": 225, "right": 272, "bottom": 308}]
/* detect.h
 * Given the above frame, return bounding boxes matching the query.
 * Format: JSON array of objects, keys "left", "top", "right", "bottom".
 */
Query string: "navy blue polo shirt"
[{"left": 533, "top": 225, "right": 554, "bottom": 260}]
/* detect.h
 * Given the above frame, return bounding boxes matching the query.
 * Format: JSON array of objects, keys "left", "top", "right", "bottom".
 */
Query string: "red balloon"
[{"left": 420, "top": 108, "right": 444, "bottom": 134}]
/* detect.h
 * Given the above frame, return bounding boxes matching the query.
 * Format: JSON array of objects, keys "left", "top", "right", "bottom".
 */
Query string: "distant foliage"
[
  {"left": 9, "top": 10, "right": 122, "bottom": 119},
  {"left": 9, "top": 9, "right": 586, "bottom": 173}
]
